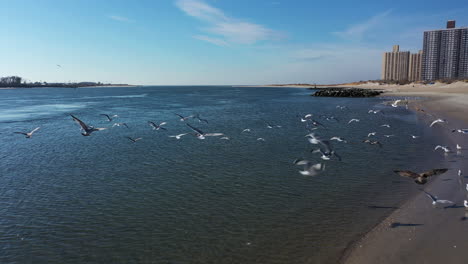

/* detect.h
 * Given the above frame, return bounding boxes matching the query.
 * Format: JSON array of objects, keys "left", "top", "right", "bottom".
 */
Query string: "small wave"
[{"left": 78, "top": 94, "right": 148, "bottom": 100}]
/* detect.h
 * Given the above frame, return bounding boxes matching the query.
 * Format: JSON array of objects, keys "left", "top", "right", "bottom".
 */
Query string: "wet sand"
[{"left": 341, "top": 82, "right": 468, "bottom": 264}]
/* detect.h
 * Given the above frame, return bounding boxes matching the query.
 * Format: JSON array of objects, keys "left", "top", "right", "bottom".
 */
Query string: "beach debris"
[
  {"left": 348, "top": 118, "right": 360, "bottom": 124},
  {"left": 14, "top": 127, "right": 40, "bottom": 138},
  {"left": 393, "top": 168, "right": 448, "bottom": 184},
  {"left": 429, "top": 118, "right": 446, "bottom": 127},
  {"left": 101, "top": 114, "right": 118, "bottom": 122},
  {"left": 126, "top": 136, "right": 142, "bottom": 143},
  {"left": 148, "top": 121, "right": 167, "bottom": 131},
  {"left": 421, "top": 190, "right": 453, "bottom": 206},
  {"left": 71, "top": 114, "right": 107, "bottom": 136}
]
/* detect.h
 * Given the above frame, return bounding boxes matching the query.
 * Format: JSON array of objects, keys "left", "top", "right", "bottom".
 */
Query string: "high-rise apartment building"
[
  {"left": 381, "top": 45, "right": 421, "bottom": 81},
  {"left": 421, "top": 20, "right": 468, "bottom": 80}
]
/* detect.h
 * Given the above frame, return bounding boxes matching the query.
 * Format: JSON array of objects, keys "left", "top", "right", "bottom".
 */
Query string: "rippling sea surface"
[{"left": 0, "top": 86, "right": 440, "bottom": 263}]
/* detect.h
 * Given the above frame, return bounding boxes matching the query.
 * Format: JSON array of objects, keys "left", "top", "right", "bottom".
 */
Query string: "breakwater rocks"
[{"left": 312, "top": 88, "right": 384, "bottom": 97}]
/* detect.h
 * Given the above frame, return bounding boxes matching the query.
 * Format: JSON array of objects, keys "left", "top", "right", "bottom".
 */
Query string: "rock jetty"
[{"left": 312, "top": 88, "right": 383, "bottom": 97}]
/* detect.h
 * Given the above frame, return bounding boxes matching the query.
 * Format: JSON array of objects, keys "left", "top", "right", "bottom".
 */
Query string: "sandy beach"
[{"left": 339, "top": 81, "right": 468, "bottom": 263}]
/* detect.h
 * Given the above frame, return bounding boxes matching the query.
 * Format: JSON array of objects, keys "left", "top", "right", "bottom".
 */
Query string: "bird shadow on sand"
[
  {"left": 368, "top": 205, "right": 399, "bottom": 209},
  {"left": 390, "top": 222, "right": 424, "bottom": 228}
]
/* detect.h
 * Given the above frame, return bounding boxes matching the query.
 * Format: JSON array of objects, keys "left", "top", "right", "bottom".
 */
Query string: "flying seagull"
[
  {"left": 384, "top": 134, "right": 395, "bottom": 138},
  {"left": 348, "top": 119, "right": 360, "bottom": 124},
  {"left": 175, "top": 113, "right": 193, "bottom": 122},
  {"left": 265, "top": 121, "right": 281, "bottom": 128},
  {"left": 368, "top": 109, "right": 384, "bottom": 114},
  {"left": 148, "top": 121, "right": 167, "bottom": 131},
  {"left": 112, "top": 122, "right": 129, "bottom": 128},
  {"left": 410, "top": 135, "right": 419, "bottom": 139},
  {"left": 294, "top": 159, "right": 325, "bottom": 176},
  {"left": 242, "top": 129, "right": 251, "bottom": 133},
  {"left": 391, "top": 100, "right": 401, "bottom": 108},
  {"left": 186, "top": 123, "right": 223, "bottom": 139},
  {"left": 14, "top": 127, "right": 40, "bottom": 138},
  {"left": 464, "top": 200, "right": 468, "bottom": 208},
  {"left": 421, "top": 190, "right": 453, "bottom": 205},
  {"left": 220, "top": 136, "right": 230, "bottom": 140},
  {"left": 169, "top": 133, "right": 188, "bottom": 140},
  {"left": 330, "top": 136, "right": 347, "bottom": 143},
  {"left": 430, "top": 119, "right": 446, "bottom": 127},
  {"left": 257, "top": 137, "right": 266, "bottom": 141},
  {"left": 434, "top": 145, "right": 450, "bottom": 153},
  {"left": 312, "top": 148, "right": 342, "bottom": 161},
  {"left": 126, "top": 136, "right": 142, "bottom": 143},
  {"left": 101, "top": 114, "right": 118, "bottom": 122},
  {"left": 70, "top": 114, "right": 106, "bottom": 136},
  {"left": 393, "top": 168, "right": 448, "bottom": 184},
  {"left": 452, "top": 129, "right": 468, "bottom": 134},
  {"left": 193, "top": 113, "right": 208, "bottom": 124},
  {"left": 368, "top": 132, "right": 377, "bottom": 137},
  {"left": 457, "top": 144, "right": 462, "bottom": 150},
  {"left": 363, "top": 139, "right": 382, "bottom": 147},
  {"left": 381, "top": 124, "right": 391, "bottom": 128}
]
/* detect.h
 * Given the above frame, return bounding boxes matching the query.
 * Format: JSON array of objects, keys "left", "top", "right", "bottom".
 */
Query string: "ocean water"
[{"left": 0, "top": 86, "right": 442, "bottom": 263}]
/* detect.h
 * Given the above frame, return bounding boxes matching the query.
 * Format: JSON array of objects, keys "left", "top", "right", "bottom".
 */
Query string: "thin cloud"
[
  {"left": 333, "top": 10, "right": 392, "bottom": 41},
  {"left": 176, "top": 0, "right": 282, "bottom": 45},
  {"left": 108, "top": 15, "right": 133, "bottom": 23},
  {"left": 193, "top": 35, "right": 229, "bottom": 46}
]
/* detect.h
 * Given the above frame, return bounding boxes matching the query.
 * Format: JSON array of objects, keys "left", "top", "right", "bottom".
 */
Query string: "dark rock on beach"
[{"left": 312, "top": 88, "right": 384, "bottom": 97}]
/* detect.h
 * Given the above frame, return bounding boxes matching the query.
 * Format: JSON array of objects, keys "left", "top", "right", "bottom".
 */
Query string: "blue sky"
[{"left": 1, "top": 0, "right": 467, "bottom": 85}]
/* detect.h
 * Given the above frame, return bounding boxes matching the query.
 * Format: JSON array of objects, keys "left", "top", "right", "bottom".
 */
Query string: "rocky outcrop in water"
[{"left": 312, "top": 88, "right": 383, "bottom": 97}]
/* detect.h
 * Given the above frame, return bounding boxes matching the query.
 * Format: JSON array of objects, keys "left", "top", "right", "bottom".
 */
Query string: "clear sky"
[{"left": 1, "top": 0, "right": 467, "bottom": 85}]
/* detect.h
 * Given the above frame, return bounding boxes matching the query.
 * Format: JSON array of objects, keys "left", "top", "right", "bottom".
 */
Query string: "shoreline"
[{"left": 340, "top": 90, "right": 468, "bottom": 263}]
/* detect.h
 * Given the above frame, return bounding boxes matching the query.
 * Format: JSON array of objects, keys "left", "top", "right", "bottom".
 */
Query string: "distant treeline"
[{"left": 0, "top": 76, "right": 129, "bottom": 88}]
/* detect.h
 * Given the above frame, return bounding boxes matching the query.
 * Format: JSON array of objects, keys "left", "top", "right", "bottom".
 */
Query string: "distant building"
[
  {"left": 422, "top": 20, "right": 468, "bottom": 80},
  {"left": 408, "top": 50, "right": 423, "bottom": 81},
  {"left": 381, "top": 45, "right": 421, "bottom": 81}
]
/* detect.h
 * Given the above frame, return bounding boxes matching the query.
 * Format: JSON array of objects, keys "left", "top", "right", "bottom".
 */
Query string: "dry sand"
[{"left": 341, "top": 81, "right": 468, "bottom": 264}]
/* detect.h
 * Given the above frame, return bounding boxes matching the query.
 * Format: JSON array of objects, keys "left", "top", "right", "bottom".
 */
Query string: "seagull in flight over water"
[
  {"left": 169, "top": 133, "right": 188, "bottom": 140},
  {"left": 452, "top": 129, "right": 468, "bottom": 134},
  {"left": 186, "top": 123, "right": 224, "bottom": 139},
  {"left": 112, "top": 122, "right": 129, "bottom": 128},
  {"left": 381, "top": 124, "right": 391, "bottom": 128},
  {"left": 434, "top": 145, "right": 450, "bottom": 153},
  {"left": 293, "top": 159, "right": 325, "bottom": 176},
  {"left": 368, "top": 132, "right": 377, "bottom": 137},
  {"left": 126, "top": 136, "right": 142, "bottom": 143},
  {"left": 14, "top": 127, "right": 40, "bottom": 138},
  {"left": 393, "top": 168, "right": 448, "bottom": 184},
  {"left": 430, "top": 119, "right": 446, "bottom": 127},
  {"left": 391, "top": 100, "right": 401, "bottom": 107},
  {"left": 70, "top": 114, "right": 107, "bottom": 136},
  {"left": 175, "top": 113, "right": 193, "bottom": 122},
  {"left": 421, "top": 190, "right": 453, "bottom": 205},
  {"left": 148, "top": 121, "right": 167, "bottom": 131},
  {"left": 193, "top": 113, "right": 208, "bottom": 124},
  {"left": 101, "top": 114, "right": 118, "bottom": 122},
  {"left": 348, "top": 119, "right": 360, "bottom": 124}
]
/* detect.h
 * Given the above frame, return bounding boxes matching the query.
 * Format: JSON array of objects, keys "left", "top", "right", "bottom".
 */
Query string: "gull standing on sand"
[
  {"left": 186, "top": 123, "right": 224, "bottom": 139},
  {"left": 422, "top": 190, "right": 453, "bottom": 206},
  {"left": 70, "top": 114, "right": 107, "bottom": 136},
  {"left": 348, "top": 119, "right": 360, "bottom": 124},
  {"left": 14, "top": 127, "right": 40, "bottom": 138},
  {"left": 430, "top": 119, "right": 446, "bottom": 127},
  {"left": 148, "top": 121, "right": 167, "bottom": 131},
  {"left": 393, "top": 168, "right": 448, "bottom": 184},
  {"left": 169, "top": 133, "right": 188, "bottom": 140}
]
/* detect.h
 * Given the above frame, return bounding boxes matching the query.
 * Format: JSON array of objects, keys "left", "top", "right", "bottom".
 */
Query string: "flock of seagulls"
[{"left": 12, "top": 97, "right": 468, "bottom": 215}]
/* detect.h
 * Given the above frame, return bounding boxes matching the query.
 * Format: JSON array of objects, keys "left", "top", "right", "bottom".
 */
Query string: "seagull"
[
  {"left": 464, "top": 200, "right": 468, "bottom": 208},
  {"left": 101, "top": 114, "right": 118, "bottom": 122},
  {"left": 126, "top": 136, "right": 142, "bottom": 143},
  {"left": 305, "top": 133, "right": 321, "bottom": 144},
  {"left": 391, "top": 100, "right": 401, "bottom": 107},
  {"left": 294, "top": 159, "right": 325, "bottom": 176},
  {"left": 168, "top": 133, "right": 188, "bottom": 139},
  {"left": 457, "top": 144, "right": 462, "bottom": 150},
  {"left": 312, "top": 148, "right": 342, "bottom": 161},
  {"left": 368, "top": 132, "right": 377, "bottom": 137},
  {"left": 336, "top": 105, "right": 347, "bottom": 110},
  {"left": 434, "top": 145, "right": 450, "bottom": 153},
  {"left": 304, "top": 114, "right": 313, "bottom": 119},
  {"left": 148, "top": 121, "right": 167, "bottom": 131},
  {"left": 348, "top": 119, "right": 360, "bottom": 124},
  {"left": 112, "top": 122, "right": 129, "bottom": 128},
  {"left": 381, "top": 124, "right": 391, "bottom": 128},
  {"left": 368, "top": 109, "right": 384, "bottom": 114},
  {"left": 70, "top": 114, "right": 106, "bottom": 136},
  {"left": 265, "top": 121, "right": 281, "bottom": 128},
  {"left": 242, "top": 129, "right": 251, "bottom": 133},
  {"left": 257, "top": 138, "right": 266, "bottom": 141},
  {"left": 193, "top": 113, "right": 208, "bottom": 124},
  {"left": 220, "top": 136, "right": 230, "bottom": 140},
  {"left": 14, "top": 127, "right": 40, "bottom": 138},
  {"left": 393, "top": 168, "right": 448, "bottom": 184},
  {"left": 384, "top": 135, "right": 395, "bottom": 138},
  {"left": 430, "top": 119, "right": 446, "bottom": 127},
  {"left": 452, "top": 129, "right": 468, "bottom": 134},
  {"left": 186, "top": 123, "right": 224, "bottom": 139},
  {"left": 422, "top": 190, "right": 454, "bottom": 205},
  {"left": 363, "top": 139, "right": 382, "bottom": 147},
  {"left": 410, "top": 135, "right": 419, "bottom": 139},
  {"left": 175, "top": 113, "right": 193, "bottom": 122},
  {"left": 330, "top": 136, "right": 347, "bottom": 143}
]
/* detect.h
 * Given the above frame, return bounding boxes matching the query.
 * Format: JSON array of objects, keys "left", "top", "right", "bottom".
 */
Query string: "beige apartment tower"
[
  {"left": 408, "top": 50, "right": 423, "bottom": 81},
  {"left": 381, "top": 45, "right": 422, "bottom": 81}
]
